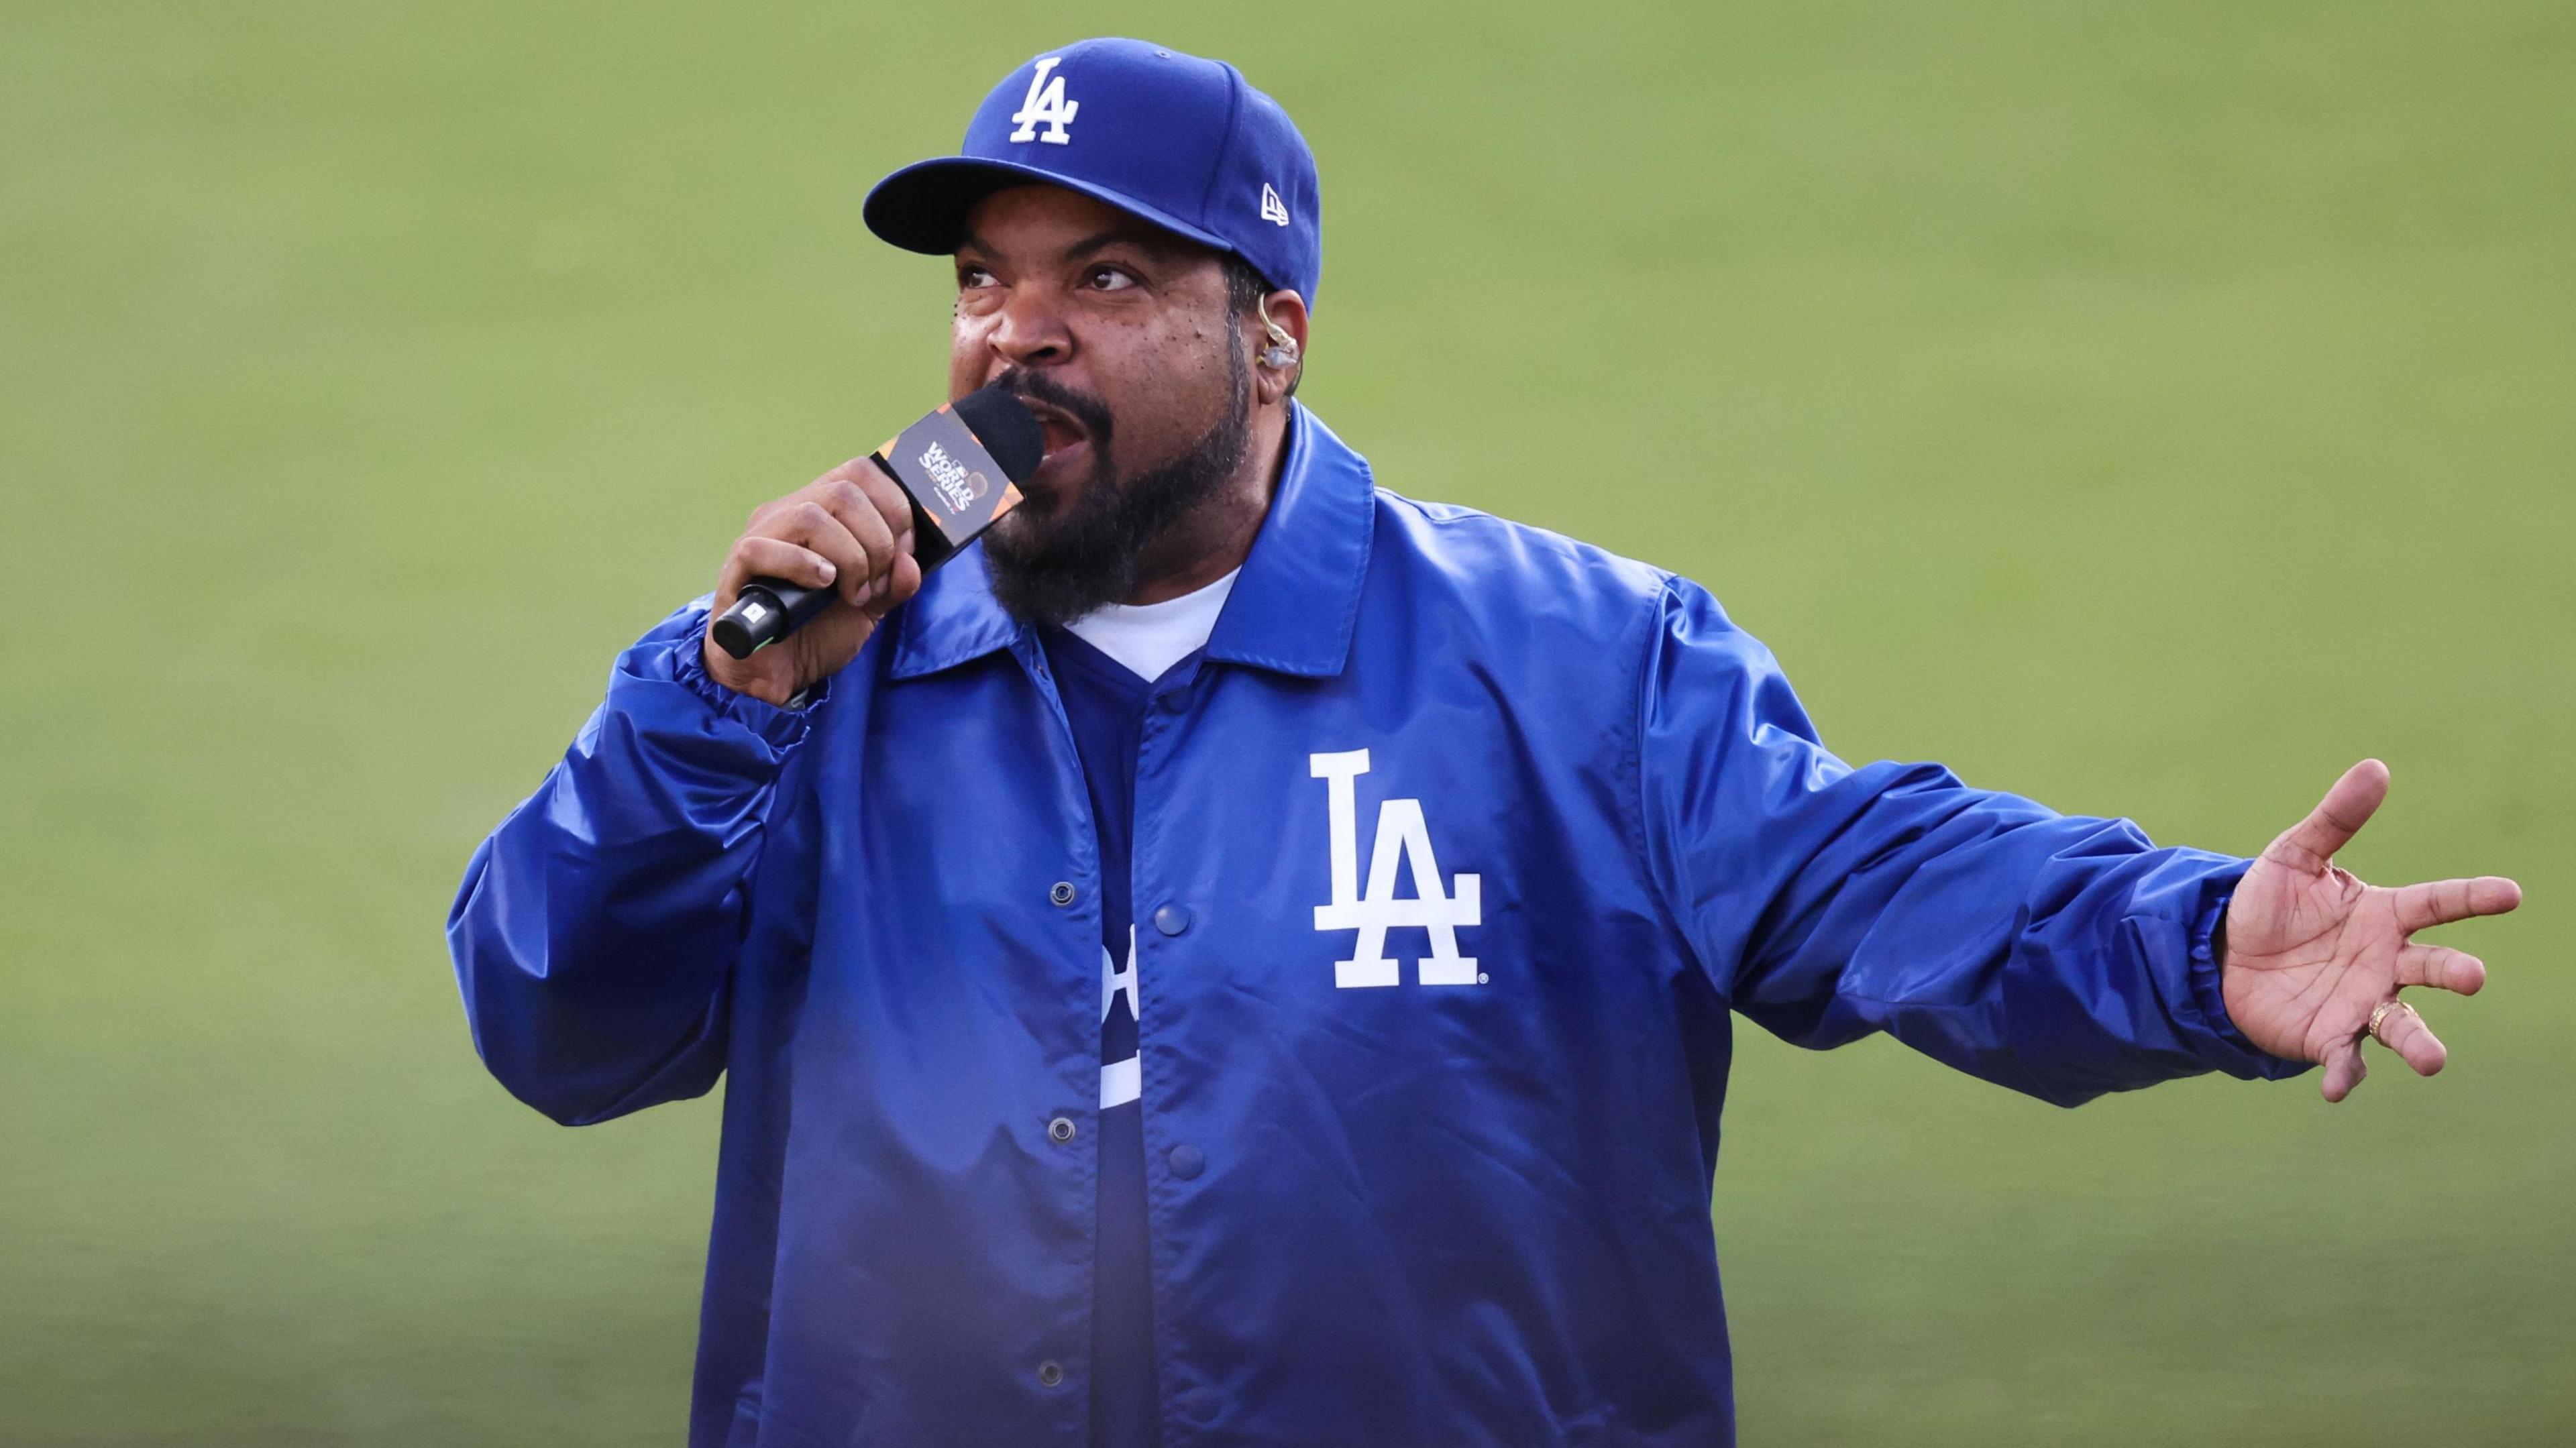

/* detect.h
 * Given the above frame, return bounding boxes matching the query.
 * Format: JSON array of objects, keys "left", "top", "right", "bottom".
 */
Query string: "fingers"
[
  {"left": 704, "top": 459, "right": 921, "bottom": 702},
  {"left": 739, "top": 486, "right": 895, "bottom": 609},
  {"left": 2320, "top": 1037, "right": 2367, "bottom": 1103},
  {"left": 831, "top": 457, "right": 918, "bottom": 557},
  {"left": 727, "top": 537, "right": 838, "bottom": 595},
  {"left": 806, "top": 478, "right": 902, "bottom": 607},
  {"left": 2371, "top": 1001, "right": 2449, "bottom": 1078},
  {"left": 2264, "top": 759, "right": 2390, "bottom": 873},
  {"left": 709, "top": 457, "right": 922, "bottom": 659},
  {"left": 802, "top": 463, "right": 916, "bottom": 608},
  {"left": 2330, "top": 999, "right": 2452, "bottom": 1103},
  {"left": 720, "top": 502, "right": 861, "bottom": 608},
  {"left": 869, "top": 549, "right": 924, "bottom": 618},
  {"left": 2393, "top": 875, "right": 2523, "bottom": 934},
  {"left": 2395, "top": 942, "right": 2487, "bottom": 996}
]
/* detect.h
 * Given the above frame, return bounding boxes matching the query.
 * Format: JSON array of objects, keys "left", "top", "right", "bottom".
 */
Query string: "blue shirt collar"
[{"left": 890, "top": 401, "right": 1374, "bottom": 681}]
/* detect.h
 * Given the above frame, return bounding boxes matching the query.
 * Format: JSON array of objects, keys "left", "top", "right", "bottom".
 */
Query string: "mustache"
[{"left": 991, "top": 367, "right": 1115, "bottom": 453}]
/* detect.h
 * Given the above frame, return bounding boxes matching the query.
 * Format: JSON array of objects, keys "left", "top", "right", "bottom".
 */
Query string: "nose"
[{"left": 985, "top": 286, "right": 1073, "bottom": 374}]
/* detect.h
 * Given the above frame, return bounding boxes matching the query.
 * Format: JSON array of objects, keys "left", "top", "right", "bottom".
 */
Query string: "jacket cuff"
[
  {"left": 658, "top": 597, "right": 830, "bottom": 752},
  {"left": 2178, "top": 867, "right": 2312, "bottom": 1082}
]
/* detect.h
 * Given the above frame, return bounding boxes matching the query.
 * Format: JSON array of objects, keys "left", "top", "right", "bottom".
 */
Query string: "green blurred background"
[{"left": 3, "top": 2, "right": 2567, "bottom": 1443}]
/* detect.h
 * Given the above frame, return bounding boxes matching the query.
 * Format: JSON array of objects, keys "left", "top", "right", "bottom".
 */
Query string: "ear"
[{"left": 1250, "top": 290, "right": 1310, "bottom": 404}]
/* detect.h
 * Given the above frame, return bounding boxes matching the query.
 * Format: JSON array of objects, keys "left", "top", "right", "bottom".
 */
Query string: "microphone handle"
[
  {"left": 708, "top": 576, "right": 834, "bottom": 661},
  {"left": 708, "top": 456, "right": 949, "bottom": 661}
]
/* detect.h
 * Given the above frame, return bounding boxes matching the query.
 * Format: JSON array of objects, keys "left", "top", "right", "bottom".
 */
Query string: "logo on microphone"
[
  {"left": 1008, "top": 56, "right": 1079, "bottom": 145},
  {"left": 917, "top": 441, "right": 988, "bottom": 515}
]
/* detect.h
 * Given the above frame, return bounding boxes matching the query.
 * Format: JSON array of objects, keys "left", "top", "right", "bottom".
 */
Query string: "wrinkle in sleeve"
[
  {"left": 445, "top": 598, "right": 822, "bottom": 1125},
  {"left": 1633, "top": 578, "right": 2306, "bottom": 1106}
]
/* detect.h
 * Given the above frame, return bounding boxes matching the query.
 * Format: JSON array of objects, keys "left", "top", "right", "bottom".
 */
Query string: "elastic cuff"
[{"left": 667, "top": 600, "right": 831, "bottom": 750}]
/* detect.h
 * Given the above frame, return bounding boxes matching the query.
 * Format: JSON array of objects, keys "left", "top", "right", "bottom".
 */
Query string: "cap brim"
[{"left": 863, "top": 156, "right": 1238, "bottom": 260}]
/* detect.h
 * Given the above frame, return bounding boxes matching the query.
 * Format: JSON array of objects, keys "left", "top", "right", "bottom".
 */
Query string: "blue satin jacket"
[{"left": 448, "top": 403, "right": 2302, "bottom": 1448}]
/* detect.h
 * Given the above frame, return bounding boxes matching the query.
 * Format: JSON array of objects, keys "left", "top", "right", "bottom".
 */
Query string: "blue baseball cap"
[{"left": 865, "top": 39, "right": 1322, "bottom": 306}]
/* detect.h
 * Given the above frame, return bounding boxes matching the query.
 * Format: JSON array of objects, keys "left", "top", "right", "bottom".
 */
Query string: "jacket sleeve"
[
  {"left": 1635, "top": 577, "right": 2307, "bottom": 1106},
  {"left": 445, "top": 598, "right": 823, "bottom": 1125}
]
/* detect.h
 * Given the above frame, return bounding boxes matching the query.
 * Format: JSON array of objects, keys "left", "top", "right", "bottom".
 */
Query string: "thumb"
[{"left": 2265, "top": 759, "right": 2389, "bottom": 874}]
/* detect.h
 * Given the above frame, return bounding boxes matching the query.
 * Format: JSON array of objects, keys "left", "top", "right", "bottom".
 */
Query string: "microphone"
[{"left": 710, "top": 385, "right": 1044, "bottom": 660}]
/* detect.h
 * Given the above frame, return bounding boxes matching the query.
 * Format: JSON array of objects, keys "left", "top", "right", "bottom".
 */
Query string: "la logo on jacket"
[{"left": 1309, "top": 750, "right": 1484, "bottom": 988}]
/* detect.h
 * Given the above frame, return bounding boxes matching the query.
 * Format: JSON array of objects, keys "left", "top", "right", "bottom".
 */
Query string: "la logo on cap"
[
  {"left": 1009, "top": 56, "right": 1078, "bottom": 144},
  {"left": 863, "top": 40, "right": 1323, "bottom": 306}
]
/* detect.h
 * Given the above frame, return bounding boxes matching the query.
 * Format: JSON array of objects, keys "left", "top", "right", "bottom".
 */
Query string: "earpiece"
[{"left": 1260, "top": 317, "right": 1300, "bottom": 370}]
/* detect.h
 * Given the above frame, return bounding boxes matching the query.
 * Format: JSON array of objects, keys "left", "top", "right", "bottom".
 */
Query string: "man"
[{"left": 448, "top": 38, "right": 2521, "bottom": 1448}]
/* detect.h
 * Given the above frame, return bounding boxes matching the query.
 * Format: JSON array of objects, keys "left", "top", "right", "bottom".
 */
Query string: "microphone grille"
[{"left": 951, "top": 386, "right": 1045, "bottom": 484}]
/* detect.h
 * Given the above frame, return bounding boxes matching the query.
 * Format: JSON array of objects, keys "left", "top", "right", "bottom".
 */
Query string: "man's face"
[{"left": 949, "top": 184, "right": 1254, "bottom": 624}]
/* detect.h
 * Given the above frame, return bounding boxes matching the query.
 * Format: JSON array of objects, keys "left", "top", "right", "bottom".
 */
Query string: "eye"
[
  {"left": 1084, "top": 265, "right": 1138, "bottom": 292},
  {"left": 957, "top": 264, "right": 997, "bottom": 290}
]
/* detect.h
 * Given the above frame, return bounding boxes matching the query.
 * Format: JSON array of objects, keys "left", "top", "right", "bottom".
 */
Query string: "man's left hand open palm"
[{"left": 2220, "top": 759, "right": 2522, "bottom": 1103}]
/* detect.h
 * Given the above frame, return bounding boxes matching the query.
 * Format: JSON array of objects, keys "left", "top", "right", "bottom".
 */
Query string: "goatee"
[{"left": 981, "top": 352, "right": 1251, "bottom": 628}]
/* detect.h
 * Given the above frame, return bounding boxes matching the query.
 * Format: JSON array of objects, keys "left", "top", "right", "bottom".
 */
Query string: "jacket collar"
[{"left": 889, "top": 401, "right": 1375, "bottom": 681}]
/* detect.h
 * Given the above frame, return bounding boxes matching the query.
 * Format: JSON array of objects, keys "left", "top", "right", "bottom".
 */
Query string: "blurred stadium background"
[{"left": 1, "top": 3, "right": 2567, "bottom": 1443}]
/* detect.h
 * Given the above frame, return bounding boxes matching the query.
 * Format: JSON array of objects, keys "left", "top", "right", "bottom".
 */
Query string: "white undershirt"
[{"left": 1065, "top": 568, "right": 1240, "bottom": 682}]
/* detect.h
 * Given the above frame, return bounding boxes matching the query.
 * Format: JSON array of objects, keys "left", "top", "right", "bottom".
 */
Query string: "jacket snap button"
[
  {"left": 1167, "top": 1144, "right": 1204, "bottom": 1180},
  {"left": 1038, "top": 1360, "right": 1065, "bottom": 1388},
  {"left": 1047, "top": 1116, "right": 1076, "bottom": 1144},
  {"left": 1157, "top": 685, "right": 1191, "bottom": 713},
  {"left": 1152, "top": 904, "right": 1192, "bottom": 936},
  {"left": 1049, "top": 881, "right": 1077, "bottom": 907}
]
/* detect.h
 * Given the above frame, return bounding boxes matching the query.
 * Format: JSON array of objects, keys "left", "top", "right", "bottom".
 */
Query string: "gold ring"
[{"left": 2367, "top": 998, "right": 2410, "bottom": 1044}]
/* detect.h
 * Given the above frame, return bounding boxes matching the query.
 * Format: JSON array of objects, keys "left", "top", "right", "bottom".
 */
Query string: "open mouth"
[{"left": 1014, "top": 398, "right": 1093, "bottom": 471}]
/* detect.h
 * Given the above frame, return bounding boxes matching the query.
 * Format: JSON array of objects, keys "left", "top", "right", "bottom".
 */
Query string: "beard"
[{"left": 981, "top": 348, "right": 1252, "bottom": 628}]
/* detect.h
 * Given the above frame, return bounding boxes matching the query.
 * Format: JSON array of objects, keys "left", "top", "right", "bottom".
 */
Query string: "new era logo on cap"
[{"left": 864, "top": 38, "right": 1324, "bottom": 307}]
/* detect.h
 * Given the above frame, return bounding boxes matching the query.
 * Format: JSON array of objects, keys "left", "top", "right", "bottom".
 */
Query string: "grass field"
[{"left": 2, "top": 3, "right": 2569, "bottom": 1443}]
